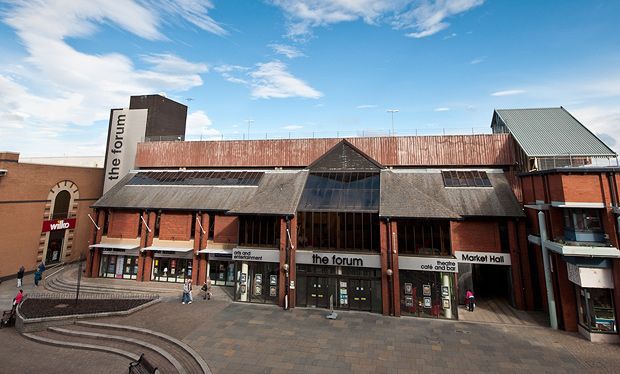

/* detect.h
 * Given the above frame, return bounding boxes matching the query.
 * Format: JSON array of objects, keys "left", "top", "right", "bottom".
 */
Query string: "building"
[
  {"left": 494, "top": 107, "right": 620, "bottom": 342},
  {"left": 87, "top": 135, "right": 526, "bottom": 319},
  {"left": 0, "top": 152, "right": 104, "bottom": 279}
]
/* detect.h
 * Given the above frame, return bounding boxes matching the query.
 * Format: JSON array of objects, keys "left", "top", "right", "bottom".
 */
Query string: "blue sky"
[{"left": 0, "top": 0, "right": 619, "bottom": 156}]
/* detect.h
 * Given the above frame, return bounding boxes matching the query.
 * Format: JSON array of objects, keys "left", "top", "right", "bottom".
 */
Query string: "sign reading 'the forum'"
[{"left": 103, "top": 108, "right": 148, "bottom": 193}]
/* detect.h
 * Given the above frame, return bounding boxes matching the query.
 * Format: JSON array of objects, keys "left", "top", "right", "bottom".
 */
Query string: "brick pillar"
[
  {"left": 556, "top": 257, "right": 577, "bottom": 332},
  {"left": 508, "top": 220, "right": 525, "bottom": 309},
  {"left": 192, "top": 213, "right": 201, "bottom": 285},
  {"left": 201, "top": 214, "right": 209, "bottom": 250},
  {"left": 91, "top": 248, "right": 102, "bottom": 278},
  {"left": 198, "top": 254, "right": 208, "bottom": 285},
  {"left": 379, "top": 220, "right": 390, "bottom": 316},
  {"left": 143, "top": 252, "right": 154, "bottom": 281},
  {"left": 518, "top": 221, "right": 535, "bottom": 310},
  {"left": 136, "top": 211, "right": 149, "bottom": 282},
  {"left": 613, "top": 259, "right": 620, "bottom": 333},
  {"left": 278, "top": 217, "right": 287, "bottom": 308},
  {"left": 85, "top": 209, "right": 98, "bottom": 277},
  {"left": 390, "top": 220, "right": 400, "bottom": 317}
]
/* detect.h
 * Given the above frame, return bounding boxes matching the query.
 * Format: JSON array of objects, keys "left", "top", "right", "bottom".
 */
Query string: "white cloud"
[
  {"left": 470, "top": 56, "right": 485, "bottom": 64},
  {"left": 251, "top": 61, "right": 322, "bottom": 99},
  {"left": 269, "top": 0, "right": 484, "bottom": 40},
  {"left": 269, "top": 44, "right": 305, "bottom": 58},
  {"left": 442, "top": 32, "right": 457, "bottom": 40},
  {"left": 185, "top": 110, "right": 221, "bottom": 138},
  {"left": 434, "top": 107, "right": 450, "bottom": 112},
  {"left": 491, "top": 89, "right": 526, "bottom": 97},
  {"left": 570, "top": 106, "right": 620, "bottom": 152},
  {"left": 283, "top": 125, "right": 303, "bottom": 130},
  {"left": 148, "top": 0, "right": 226, "bottom": 36},
  {"left": 357, "top": 104, "right": 377, "bottom": 109},
  {"left": 216, "top": 61, "right": 322, "bottom": 99},
  {"left": 0, "top": 0, "right": 221, "bottom": 155}
]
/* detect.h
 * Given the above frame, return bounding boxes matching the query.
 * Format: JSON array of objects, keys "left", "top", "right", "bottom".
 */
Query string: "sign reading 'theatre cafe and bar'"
[{"left": 41, "top": 218, "right": 76, "bottom": 232}]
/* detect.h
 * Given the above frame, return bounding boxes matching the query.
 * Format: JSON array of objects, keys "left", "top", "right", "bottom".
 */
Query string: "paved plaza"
[{"left": 1, "top": 269, "right": 620, "bottom": 373}]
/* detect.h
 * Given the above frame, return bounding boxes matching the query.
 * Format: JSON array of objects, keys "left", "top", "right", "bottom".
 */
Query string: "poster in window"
[
  {"left": 240, "top": 273, "right": 247, "bottom": 283},
  {"left": 255, "top": 274, "right": 262, "bottom": 284},
  {"left": 423, "top": 297, "right": 431, "bottom": 308},
  {"left": 441, "top": 286, "right": 449, "bottom": 297},
  {"left": 270, "top": 275, "right": 277, "bottom": 285},
  {"left": 404, "top": 283, "right": 413, "bottom": 295},
  {"left": 405, "top": 296, "right": 414, "bottom": 307},
  {"left": 442, "top": 298, "right": 451, "bottom": 309},
  {"left": 269, "top": 286, "right": 277, "bottom": 297},
  {"left": 255, "top": 285, "right": 262, "bottom": 296},
  {"left": 423, "top": 284, "right": 431, "bottom": 296}
]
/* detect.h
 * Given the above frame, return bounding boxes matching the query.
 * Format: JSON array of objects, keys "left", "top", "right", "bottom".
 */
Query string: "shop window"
[
  {"left": 297, "top": 212, "right": 379, "bottom": 252},
  {"left": 239, "top": 216, "right": 280, "bottom": 247},
  {"left": 52, "top": 190, "right": 71, "bottom": 219},
  {"left": 563, "top": 208, "right": 605, "bottom": 242},
  {"left": 397, "top": 219, "right": 451, "bottom": 256},
  {"left": 399, "top": 270, "right": 456, "bottom": 319},
  {"left": 576, "top": 287, "right": 617, "bottom": 333}
]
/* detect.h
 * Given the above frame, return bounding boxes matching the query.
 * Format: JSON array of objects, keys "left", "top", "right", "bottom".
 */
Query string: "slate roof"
[
  {"left": 493, "top": 107, "right": 616, "bottom": 157},
  {"left": 93, "top": 170, "right": 308, "bottom": 215},
  {"left": 379, "top": 170, "right": 524, "bottom": 218}
]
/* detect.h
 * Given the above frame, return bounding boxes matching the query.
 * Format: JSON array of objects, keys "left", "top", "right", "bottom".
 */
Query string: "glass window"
[
  {"left": 442, "top": 171, "right": 491, "bottom": 188},
  {"left": 297, "top": 211, "right": 379, "bottom": 252},
  {"left": 298, "top": 172, "right": 380, "bottom": 212},
  {"left": 397, "top": 219, "right": 451, "bottom": 256},
  {"left": 577, "top": 287, "right": 616, "bottom": 333}
]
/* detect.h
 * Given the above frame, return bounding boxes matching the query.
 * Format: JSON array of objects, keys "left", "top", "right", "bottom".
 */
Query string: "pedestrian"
[
  {"left": 13, "top": 289, "right": 24, "bottom": 307},
  {"left": 17, "top": 266, "right": 25, "bottom": 288},
  {"left": 38, "top": 262, "right": 46, "bottom": 274},
  {"left": 187, "top": 279, "right": 193, "bottom": 304},
  {"left": 34, "top": 269, "right": 42, "bottom": 287},
  {"left": 465, "top": 289, "right": 475, "bottom": 312},
  {"left": 201, "top": 277, "right": 211, "bottom": 300},
  {"left": 182, "top": 280, "right": 191, "bottom": 304}
]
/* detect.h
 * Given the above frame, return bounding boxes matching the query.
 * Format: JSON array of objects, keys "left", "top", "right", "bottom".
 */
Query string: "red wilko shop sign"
[{"left": 41, "top": 218, "right": 76, "bottom": 232}]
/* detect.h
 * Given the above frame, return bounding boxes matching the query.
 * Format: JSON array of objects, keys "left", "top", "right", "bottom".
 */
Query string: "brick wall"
[
  {"left": 159, "top": 212, "right": 192, "bottom": 241},
  {"left": 107, "top": 210, "right": 140, "bottom": 239},
  {"left": 532, "top": 176, "right": 545, "bottom": 202},
  {"left": 521, "top": 175, "right": 535, "bottom": 203},
  {"left": 450, "top": 220, "right": 501, "bottom": 252},
  {"left": 560, "top": 174, "right": 605, "bottom": 203},
  {"left": 213, "top": 215, "right": 238, "bottom": 244}
]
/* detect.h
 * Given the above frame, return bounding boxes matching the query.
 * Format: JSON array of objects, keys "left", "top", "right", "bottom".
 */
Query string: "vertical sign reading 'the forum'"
[{"left": 103, "top": 108, "right": 148, "bottom": 193}]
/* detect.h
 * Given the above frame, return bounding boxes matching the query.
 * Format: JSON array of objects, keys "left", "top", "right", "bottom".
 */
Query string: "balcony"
[{"left": 528, "top": 234, "right": 620, "bottom": 258}]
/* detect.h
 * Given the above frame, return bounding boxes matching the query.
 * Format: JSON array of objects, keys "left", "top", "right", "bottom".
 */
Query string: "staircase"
[{"left": 23, "top": 321, "right": 211, "bottom": 374}]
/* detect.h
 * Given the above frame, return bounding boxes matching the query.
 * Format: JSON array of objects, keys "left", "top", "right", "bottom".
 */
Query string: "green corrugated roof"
[{"left": 493, "top": 107, "right": 616, "bottom": 157}]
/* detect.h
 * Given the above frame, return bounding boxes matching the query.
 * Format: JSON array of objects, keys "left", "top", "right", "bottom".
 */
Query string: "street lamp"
[
  {"left": 245, "top": 119, "right": 254, "bottom": 140},
  {"left": 387, "top": 109, "right": 399, "bottom": 136}
]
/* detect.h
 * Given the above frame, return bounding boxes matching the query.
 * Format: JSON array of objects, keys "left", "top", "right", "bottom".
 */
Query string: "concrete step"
[
  {"left": 73, "top": 322, "right": 210, "bottom": 374},
  {"left": 50, "top": 326, "right": 186, "bottom": 373}
]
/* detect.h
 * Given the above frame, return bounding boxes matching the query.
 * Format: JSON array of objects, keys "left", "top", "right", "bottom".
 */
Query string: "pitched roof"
[
  {"left": 309, "top": 139, "right": 383, "bottom": 171},
  {"left": 493, "top": 107, "right": 616, "bottom": 157},
  {"left": 92, "top": 170, "right": 307, "bottom": 215},
  {"left": 379, "top": 170, "right": 524, "bottom": 218}
]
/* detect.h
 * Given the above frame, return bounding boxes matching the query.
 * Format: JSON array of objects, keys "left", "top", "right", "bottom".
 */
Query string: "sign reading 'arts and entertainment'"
[{"left": 41, "top": 218, "right": 76, "bottom": 232}]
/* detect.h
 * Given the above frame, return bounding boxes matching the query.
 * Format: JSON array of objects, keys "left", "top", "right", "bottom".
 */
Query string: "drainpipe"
[
  {"left": 386, "top": 218, "right": 394, "bottom": 316},
  {"left": 538, "top": 211, "right": 558, "bottom": 329}
]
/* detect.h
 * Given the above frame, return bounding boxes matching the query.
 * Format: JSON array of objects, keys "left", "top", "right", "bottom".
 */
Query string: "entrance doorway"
[
  {"left": 473, "top": 264, "right": 511, "bottom": 300},
  {"left": 307, "top": 277, "right": 331, "bottom": 308},
  {"left": 348, "top": 279, "right": 372, "bottom": 311},
  {"left": 46, "top": 230, "right": 64, "bottom": 264}
]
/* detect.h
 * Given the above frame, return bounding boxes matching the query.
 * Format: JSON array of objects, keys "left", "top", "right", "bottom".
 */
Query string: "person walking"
[
  {"left": 182, "top": 280, "right": 191, "bottom": 304},
  {"left": 34, "top": 269, "right": 42, "bottom": 287},
  {"left": 187, "top": 279, "right": 193, "bottom": 304},
  {"left": 17, "top": 266, "right": 25, "bottom": 288},
  {"left": 465, "top": 289, "right": 475, "bottom": 312},
  {"left": 13, "top": 289, "right": 24, "bottom": 308},
  {"left": 201, "top": 277, "right": 212, "bottom": 300}
]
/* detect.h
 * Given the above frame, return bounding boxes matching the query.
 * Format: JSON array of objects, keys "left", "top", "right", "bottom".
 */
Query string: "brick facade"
[
  {"left": 213, "top": 215, "right": 238, "bottom": 244},
  {"left": 159, "top": 212, "right": 192, "bottom": 241},
  {"left": 107, "top": 210, "right": 140, "bottom": 239},
  {"left": 451, "top": 220, "right": 501, "bottom": 252}
]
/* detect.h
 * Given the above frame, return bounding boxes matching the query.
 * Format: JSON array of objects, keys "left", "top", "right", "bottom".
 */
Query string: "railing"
[
  {"left": 25, "top": 292, "right": 159, "bottom": 300},
  {"left": 143, "top": 127, "right": 493, "bottom": 142}
]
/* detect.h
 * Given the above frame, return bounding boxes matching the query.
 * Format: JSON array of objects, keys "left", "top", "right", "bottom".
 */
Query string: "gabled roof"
[
  {"left": 492, "top": 107, "right": 616, "bottom": 157},
  {"left": 379, "top": 170, "right": 524, "bottom": 218},
  {"left": 308, "top": 139, "right": 383, "bottom": 171}
]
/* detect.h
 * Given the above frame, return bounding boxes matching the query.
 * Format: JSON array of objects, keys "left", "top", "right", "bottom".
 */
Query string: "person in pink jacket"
[
  {"left": 13, "top": 289, "right": 24, "bottom": 307},
  {"left": 465, "top": 289, "right": 475, "bottom": 312}
]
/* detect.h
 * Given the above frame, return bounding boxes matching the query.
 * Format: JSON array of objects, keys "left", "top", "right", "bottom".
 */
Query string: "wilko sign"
[{"left": 42, "top": 218, "right": 76, "bottom": 232}]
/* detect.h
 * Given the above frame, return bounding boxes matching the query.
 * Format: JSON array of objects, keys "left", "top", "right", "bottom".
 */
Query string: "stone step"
[
  {"left": 49, "top": 326, "right": 186, "bottom": 373},
  {"left": 76, "top": 321, "right": 211, "bottom": 374}
]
